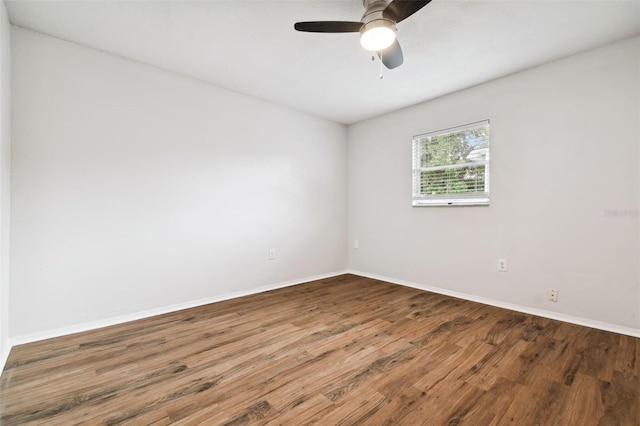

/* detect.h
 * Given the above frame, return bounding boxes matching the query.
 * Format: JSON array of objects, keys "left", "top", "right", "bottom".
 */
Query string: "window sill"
[{"left": 412, "top": 198, "right": 490, "bottom": 207}]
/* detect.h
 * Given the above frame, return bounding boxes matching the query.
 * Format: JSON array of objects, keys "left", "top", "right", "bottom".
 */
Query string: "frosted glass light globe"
[{"left": 360, "top": 23, "right": 395, "bottom": 51}]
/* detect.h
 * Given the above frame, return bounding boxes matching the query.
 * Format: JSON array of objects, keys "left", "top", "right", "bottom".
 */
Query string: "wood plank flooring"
[{"left": 0, "top": 274, "right": 638, "bottom": 425}]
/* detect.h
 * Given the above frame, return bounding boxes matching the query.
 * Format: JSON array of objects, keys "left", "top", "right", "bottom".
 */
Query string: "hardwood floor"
[{"left": 0, "top": 274, "right": 638, "bottom": 425}]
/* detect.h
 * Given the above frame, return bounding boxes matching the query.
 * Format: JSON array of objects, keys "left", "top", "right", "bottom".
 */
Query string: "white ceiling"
[{"left": 5, "top": 0, "right": 640, "bottom": 124}]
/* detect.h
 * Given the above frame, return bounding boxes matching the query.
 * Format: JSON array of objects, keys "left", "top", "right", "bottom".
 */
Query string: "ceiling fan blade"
[
  {"left": 378, "top": 39, "right": 404, "bottom": 70},
  {"left": 294, "top": 21, "right": 363, "bottom": 33},
  {"left": 383, "top": 0, "right": 432, "bottom": 23},
  {"left": 378, "top": 39, "right": 404, "bottom": 69}
]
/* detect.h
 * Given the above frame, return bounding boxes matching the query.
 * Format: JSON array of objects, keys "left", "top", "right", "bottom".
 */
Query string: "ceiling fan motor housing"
[{"left": 361, "top": 0, "right": 397, "bottom": 27}]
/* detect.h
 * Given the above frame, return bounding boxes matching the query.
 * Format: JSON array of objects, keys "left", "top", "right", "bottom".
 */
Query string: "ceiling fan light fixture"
[{"left": 360, "top": 19, "right": 396, "bottom": 51}]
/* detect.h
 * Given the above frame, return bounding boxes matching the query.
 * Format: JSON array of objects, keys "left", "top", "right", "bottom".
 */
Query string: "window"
[{"left": 412, "top": 120, "right": 490, "bottom": 206}]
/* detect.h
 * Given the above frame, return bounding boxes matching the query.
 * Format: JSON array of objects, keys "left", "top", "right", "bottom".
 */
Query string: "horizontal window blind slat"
[
  {"left": 413, "top": 192, "right": 489, "bottom": 200},
  {"left": 414, "top": 160, "right": 488, "bottom": 172}
]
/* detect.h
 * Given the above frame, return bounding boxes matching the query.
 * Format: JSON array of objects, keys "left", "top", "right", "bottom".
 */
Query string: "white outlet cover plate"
[{"left": 498, "top": 259, "right": 507, "bottom": 272}]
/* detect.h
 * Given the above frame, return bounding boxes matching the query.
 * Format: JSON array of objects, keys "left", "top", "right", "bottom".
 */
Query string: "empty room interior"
[{"left": 0, "top": 0, "right": 638, "bottom": 424}]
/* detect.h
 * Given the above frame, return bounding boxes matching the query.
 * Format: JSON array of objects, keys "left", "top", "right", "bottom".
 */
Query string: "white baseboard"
[
  {"left": 6, "top": 268, "right": 638, "bottom": 361},
  {"left": 348, "top": 269, "right": 640, "bottom": 338},
  {"left": 9, "top": 270, "right": 349, "bottom": 347}
]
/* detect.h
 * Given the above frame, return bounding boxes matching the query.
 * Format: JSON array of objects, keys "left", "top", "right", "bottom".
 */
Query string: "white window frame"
[{"left": 412, "top": 120, "right": 490, "bottom": 207}]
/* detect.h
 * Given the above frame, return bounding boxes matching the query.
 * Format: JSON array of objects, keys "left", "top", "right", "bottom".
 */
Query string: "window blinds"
[{"left": 412, "top": 120, "right": 490, "bottom": 206}]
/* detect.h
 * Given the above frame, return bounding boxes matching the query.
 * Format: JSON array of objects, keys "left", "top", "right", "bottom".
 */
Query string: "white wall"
[
  {"left": 8, "top": 26, "right": 639, "bottom": 343},
  {"left": 0, "top": 1, "right": 11, "bottom": 365},
  {"left": 348, "top": 37, "right": 640, "bottom": 332},
  {"left": 11, "top": 28, "right": 347, "bottom": 339}
]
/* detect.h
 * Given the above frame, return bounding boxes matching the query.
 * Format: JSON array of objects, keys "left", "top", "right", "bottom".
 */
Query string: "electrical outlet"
[
  {"left": 269, "top": 249, "right": 275, "bottom": 260},
  {"left": 547, "top": 288, "right": 558, "bottom": 302},
  {"left": 498, "top": 259, "right": 507, "bottom": 272}
]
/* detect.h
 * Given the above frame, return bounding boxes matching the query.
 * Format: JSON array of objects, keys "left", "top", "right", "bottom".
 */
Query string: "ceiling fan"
[{"left": 294, "top": 0, "right": 432, "bottom": 70}]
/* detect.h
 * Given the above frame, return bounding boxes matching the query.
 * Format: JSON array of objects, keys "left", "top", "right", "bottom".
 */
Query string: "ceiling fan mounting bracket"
[
  {"left": 361, "top": 0, "right": 394, "bottom": 25},
  {"left": 362, "top": 0, "right": 390, "bottom": 11}
]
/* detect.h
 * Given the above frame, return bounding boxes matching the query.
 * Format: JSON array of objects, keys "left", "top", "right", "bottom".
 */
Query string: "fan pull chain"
[{"left": 379, "top": 51, "right": 384, "bottom": 79}]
